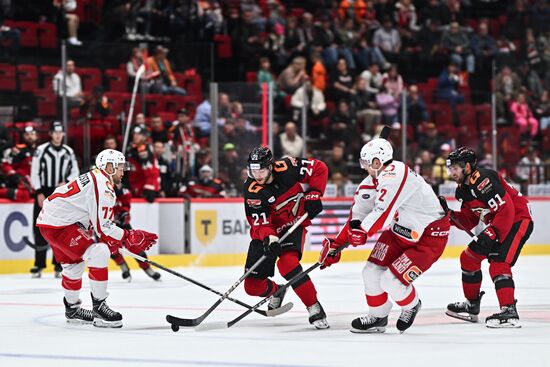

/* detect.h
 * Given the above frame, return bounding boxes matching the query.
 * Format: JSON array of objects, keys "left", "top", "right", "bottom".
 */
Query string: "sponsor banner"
[
  {"left": 189, "top": 201, "right": 251, "bottom": 254},
  {"left": 0, "top": 202, "right": 164, "bottom": 260}
]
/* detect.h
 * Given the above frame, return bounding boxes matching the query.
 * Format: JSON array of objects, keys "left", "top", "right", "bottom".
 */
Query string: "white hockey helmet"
[
  {"left": 359, "top": 138, "right": 393, "bottom": 169},
  {"left": 95, "top": 149, "right": 128, "bottom": 172}
]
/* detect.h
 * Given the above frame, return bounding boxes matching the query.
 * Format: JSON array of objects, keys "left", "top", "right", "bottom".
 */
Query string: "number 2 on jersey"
[
  {"left": 251, "top": 212, "right": 268, "bottom": 225},
  {"left": 300, "top": 159, "right": 314, "bottom": 176}
]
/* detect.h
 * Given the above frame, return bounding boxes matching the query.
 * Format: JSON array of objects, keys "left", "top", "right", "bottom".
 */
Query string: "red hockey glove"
[
  {"left": 319, "top": 238, "right": 343, "bottom": 269},
  {"left": 348, "top": 220, "right": 368, "bottom": 247},
  {"left": 122, "top": 229, "right": 158, "bottom": 254}
]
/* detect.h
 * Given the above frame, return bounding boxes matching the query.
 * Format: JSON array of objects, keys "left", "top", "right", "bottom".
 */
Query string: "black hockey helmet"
[
  {"left": 247, "top": 146, "right": 274, "bottom": 181},
  {"left": 247, "top": 146, "right": 273, "bottom": 170},
  {"left": 446, "top": 147, "right": 477, "bottom": 169}
]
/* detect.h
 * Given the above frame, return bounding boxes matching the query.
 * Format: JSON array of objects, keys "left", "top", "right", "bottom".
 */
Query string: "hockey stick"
[
  {"left": 23, "top": 237, "right": 49, "bottom": 252},
  {"left": 196, "top": 243, "right": 350, "bottom": 331},
  {"left": 122, "top": 64, "right": 146, "bottom": 154},
  {"left": 448, "top": 211, "right": 479, "bottom": 242},
  {"left": 119, "top": 248, "right": 292, "bottom": 320},
  {"left": 167, "top": 213, "right": 309, "bottom": 329}
]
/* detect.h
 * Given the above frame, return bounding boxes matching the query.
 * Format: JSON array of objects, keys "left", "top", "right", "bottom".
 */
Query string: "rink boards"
[{"left": 1, "top": 197, "right": 549, "bottom": 274}]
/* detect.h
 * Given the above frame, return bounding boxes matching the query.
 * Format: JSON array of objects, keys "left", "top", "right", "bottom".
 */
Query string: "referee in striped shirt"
[{"left": 30, "top": 121, "right": 79, "bottom": 278}]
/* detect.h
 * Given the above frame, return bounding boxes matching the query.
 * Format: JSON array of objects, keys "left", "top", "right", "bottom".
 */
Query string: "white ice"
[{"left": 1, "top": 256, "right": 549, "bottom": 367}]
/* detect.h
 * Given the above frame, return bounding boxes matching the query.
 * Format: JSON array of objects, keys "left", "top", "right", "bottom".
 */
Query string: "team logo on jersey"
[
  {"left": 195, "top": 210, "right": 217, "bottom": 246},
  {"left": 275, "top": 192, "right": 304, "bottom": 217},
  {"left": 362, "top": 193, "right": 371, "bottom": 199},
  {"left": 247, "top": 199, "right": 262, "bottom": 208},
  {"left": 403, "top": 266, "right": 422, "bottom": 283},
  {"left": 268, "top": 196, "right": 276, "bottom": 203}
]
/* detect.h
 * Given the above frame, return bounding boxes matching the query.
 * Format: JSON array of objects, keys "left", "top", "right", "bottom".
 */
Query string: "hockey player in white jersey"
[
  {"left": 319, "top": 138, "right": 450, "bottom": 333},
  {"left": 37, "top": 149, "right": 158, "bottom": 328}
]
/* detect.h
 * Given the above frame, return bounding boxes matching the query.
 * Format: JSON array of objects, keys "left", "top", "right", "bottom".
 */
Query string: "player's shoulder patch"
[
  {"left": 247, "top": 180, "right": 265, "bottom": 194},
  {"left": 469, "top": 169, "right": 481, "bottom": 185}
]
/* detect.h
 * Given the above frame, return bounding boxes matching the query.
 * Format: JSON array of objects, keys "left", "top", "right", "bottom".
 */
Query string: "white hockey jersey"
[
  {"left": 352, "top": 160, "right": 444, "bottom": 242},
  {"left": 37, "top": 169, "right": 125, "bottom": 242}
]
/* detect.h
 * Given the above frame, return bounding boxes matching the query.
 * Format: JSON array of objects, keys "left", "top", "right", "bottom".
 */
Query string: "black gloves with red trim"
[
  {"left": 470, "top": 226, "right": 499, "bottom": 258},
  {"left": 304, "top": 189, "right": 323, "bottom": 219}
]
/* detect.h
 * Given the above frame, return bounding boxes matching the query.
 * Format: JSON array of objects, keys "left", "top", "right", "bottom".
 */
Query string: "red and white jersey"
[
  {"left": 353, "top": 160, "right": 445, "bottom": 242},
  {"left": 36, "top": 169, "right": 125, "bottom": 242}
]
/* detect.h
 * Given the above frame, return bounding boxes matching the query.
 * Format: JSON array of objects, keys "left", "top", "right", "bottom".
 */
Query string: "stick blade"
[
  {"left": 166, "top": 314, "right": 201, "bottom": 327},
  {"left": 379, "top": 125, "right": 392, "bottom": 139},
  {"left": 264, "top": 302, "right": 294, "bottom": 317},
  {"left": 194, "top": 321, "right": 229, "bottom": 332}
]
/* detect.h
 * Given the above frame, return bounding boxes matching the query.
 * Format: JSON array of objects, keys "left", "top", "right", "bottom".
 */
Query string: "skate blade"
[
  {"left": 66, "top": 319, "right": 93, "bottom": 325},
  {"left": 486, "top": 319, "right": 521, "bottom": 328},
  {"left": 93, "top": 318, "right": 123, "bottom": 328},
  {"left": 445, "top": 310, "right": 479, "bottom": 323},
  {"left": 350, "top": 326, "right": 386, "bottom": 334},
  {"left": 312, "top": 319, "right": 330, "bottom": 329}
]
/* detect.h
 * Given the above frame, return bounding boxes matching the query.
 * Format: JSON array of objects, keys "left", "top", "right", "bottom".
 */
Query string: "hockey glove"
[
  {"left": 143, "top": 189, "right": 156, "bottom": 203},
  {"left": 470, "top": 226, "right": 498, "bottom": 257},
  {"left": 6, "top": 174, "right": 21, "bottom": 188},
  {"left": 348, "top": 220, "right": 368, "bottom": 247},
  {"left": 319, "top": 237, "right": 343, "bottom": 269},
  {"left": 122, "top": 229, "right": 158, "bottom": 254},
  {"left": 304, "top": 190, "right": 323, "bottom": 219},
  {"left": 263, "top": 235, "right": 281, "bottom": 257}
]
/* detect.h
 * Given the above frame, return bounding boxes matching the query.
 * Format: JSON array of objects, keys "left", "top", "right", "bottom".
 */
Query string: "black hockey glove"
[
  {"left": 470, "top": 227, "right": 499, "bottom": 257},
  {"left": 263, "top": 235, "right": 281, "bottom": 257},
  {"left": 6, "top": 174, "right": 21, "bottom": 188},
  {"left": 143, "top": 189, "right": 156, "bottom": 203},
  {"left": 438, "top": 196, "right": 452, "bottom": 215},
  {"left": 304, "top": 189, "right": 323, "bottom": 219}
]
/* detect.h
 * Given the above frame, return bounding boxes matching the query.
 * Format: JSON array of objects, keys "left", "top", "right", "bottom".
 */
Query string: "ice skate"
[
  {"left": 120, "top": 261, "right": 132, "bottom": 282},
  {"left": 92, "top": 294, "right": 123, "bottom": 328},
  {"left": 486, "top": 301, "right": 521, "bottom": 328},
  {"left": 144, "top": 266, "right": 161, "bottom": 281},
  {"left": 268, "top": 286, "right": 286, "bottom": 310},
  {"left": 446, "top": 291, "right": 485, "bottom": 322},
  {"left": 396, "top": 299, "right": 422, "bottom": 333},
  {"left": 64, "top": 297, "right": 93, "bottom": 325},
  {"left": 307, "top": 302, "right": 329, "bottom": 329},
  {"left": 30, "top": 266, "right": 43, "bottom": 279},
  {"left": 350, "top": 314, "right": 388, "bottom": 333}
]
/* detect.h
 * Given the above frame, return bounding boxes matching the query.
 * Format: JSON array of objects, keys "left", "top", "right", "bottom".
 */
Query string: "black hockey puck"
[{"left": 171, "top": 324, "right": 179, "bottom": 332}]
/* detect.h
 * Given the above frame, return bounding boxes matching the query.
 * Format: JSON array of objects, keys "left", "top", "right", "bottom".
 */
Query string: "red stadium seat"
[
  {"left": 104, "top": 92, "right": 127, "bottom": 116},
  {"left": 456, "top": 104, "right": 476, "bottom": 128},
  {"left": 0, "top": 64, "right": 16, "bottom": 90},
  {"left": 37, "top": 23, "right": 57, "bottom": 48},
  {"left": 34, "top": 90, "right": 57, "bottom": 117},
  {"left": 475, "top": 104, "right": 492, "bottom": 130},
  {"left": 164, "top": 95, "right": 186, "bottom": 113},
  {"left": 246, "top": 71, "right": 258, "bottom": 82},
  {"left": 429, "top": 103, "right": 453, "bottom": 127},
  {"left": 17, "top": 64, "right": 38, "bottom": 92},
  {"left": 39, "top": 65, "right": 59, "bottom": 90},
  {"left": 104, "top": 69, "right": 128, "bottom": 93},
  {"left": 145, "top": 95, "right": 168, "bottom": 116},
  {"left": 157, "top": 111, "right": 176, "bottom": 123},
  {"left": 4, "top": 21, "right": 38, "bottom": 47},
  {"left": 213, "top": 35, "right": 233, "bottom": 58},
  {"left": 77, "top": 67, "right": 102, "bottom": 92}
]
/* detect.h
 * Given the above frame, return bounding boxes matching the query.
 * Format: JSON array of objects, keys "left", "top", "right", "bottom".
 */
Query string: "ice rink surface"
[{"left": 1, "top": 255, "right": 549, "bottom": 367}]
